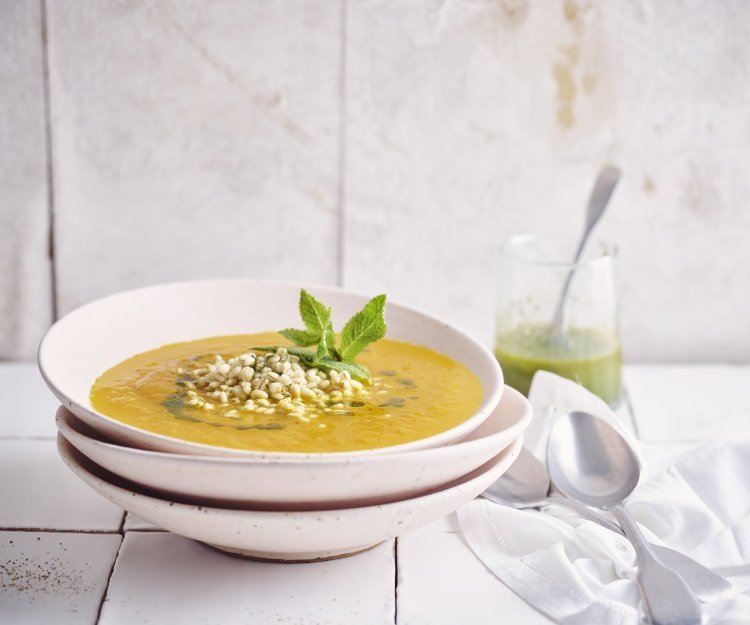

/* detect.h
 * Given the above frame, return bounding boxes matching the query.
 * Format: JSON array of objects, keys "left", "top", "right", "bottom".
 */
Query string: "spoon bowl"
[{"left": 546, "top": 410, "right": 640, "bottom": 508}]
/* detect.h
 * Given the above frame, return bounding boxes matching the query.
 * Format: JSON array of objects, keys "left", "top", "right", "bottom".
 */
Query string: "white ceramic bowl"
[
  {"left": 58, "top": 433, "right": 522, "bottom": 562},
  {"left": 39, "top": 280, "right": 503, "bottom": 458},
  {"left": 56, "top": 385, "right": 531, "bottom": 509}
]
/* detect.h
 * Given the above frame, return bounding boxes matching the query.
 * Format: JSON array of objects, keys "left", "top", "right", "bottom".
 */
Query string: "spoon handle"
[
  {"left": 550, "top": 165, "right": 621, "bottom": 336},
  {"left": 547, "top": 493, "right": 621, "bottom": 532},
  {"left": 546, "top": 495, "right": 731, "bottom": 601},
  {"left": 611, "top": 504, "right": 702, "bottom": 625}
]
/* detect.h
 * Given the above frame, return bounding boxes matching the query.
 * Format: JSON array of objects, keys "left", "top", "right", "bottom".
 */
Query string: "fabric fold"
[{"left": 459, "top": 372, "right": 750, "bottom": 625}]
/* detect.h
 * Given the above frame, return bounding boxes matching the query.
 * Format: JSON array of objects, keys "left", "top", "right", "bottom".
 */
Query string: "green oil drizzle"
[{"left": 160, "top": 394, "right": 284, "bottom": 431}]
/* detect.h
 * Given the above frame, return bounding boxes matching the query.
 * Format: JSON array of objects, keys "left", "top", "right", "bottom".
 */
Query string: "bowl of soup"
[{"left": 39, "top": 280, "right": 504, "bottom": 457}]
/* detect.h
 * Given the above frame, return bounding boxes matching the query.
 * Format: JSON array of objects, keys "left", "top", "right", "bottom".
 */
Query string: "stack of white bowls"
[{"left": 40, "top": 281, "right": 531, "bottom": 562}]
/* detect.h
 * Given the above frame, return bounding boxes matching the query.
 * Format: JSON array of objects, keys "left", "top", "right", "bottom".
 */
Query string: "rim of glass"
[{"left": 499, "top": 234, "right": 617, "bottom": 269}]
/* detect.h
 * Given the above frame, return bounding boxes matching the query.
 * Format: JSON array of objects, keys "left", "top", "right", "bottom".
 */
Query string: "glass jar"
[{"left": 495, "top": 234, "right": 622, "bottom": 406}]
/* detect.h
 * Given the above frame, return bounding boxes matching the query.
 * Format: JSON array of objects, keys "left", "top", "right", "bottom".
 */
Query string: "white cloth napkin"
[{"left": 458, "top": 371, "right": 750, "bottom": 624}]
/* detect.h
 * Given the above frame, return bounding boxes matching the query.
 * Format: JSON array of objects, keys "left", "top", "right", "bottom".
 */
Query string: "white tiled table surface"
[{"left": 2, "top": 363, "right": 748, "bottom": 625}]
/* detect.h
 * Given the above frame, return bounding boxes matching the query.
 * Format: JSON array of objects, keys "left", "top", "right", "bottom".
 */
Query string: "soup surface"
[{"left": 90, "top": 333, "right": 484, "bottom": 452}]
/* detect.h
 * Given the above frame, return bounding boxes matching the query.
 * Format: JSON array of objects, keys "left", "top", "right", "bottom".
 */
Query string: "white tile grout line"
[
  {"left": 40, "top": 0, "right": 59, "bottom": 322},
  {"left": 393, "top": 537, "right": 399, "bottom": 625},
  {"left": 94, "top": 531, "right": 125, "bottom": 624},
  {"left": 89, "top": 511, "right": 129, "bottom": 622},
  {"left": 335, "top": 0, "right": 348, "bottom": 288},
  {"left": 0, "top": 527, "right": 123, "bottom": 534}
]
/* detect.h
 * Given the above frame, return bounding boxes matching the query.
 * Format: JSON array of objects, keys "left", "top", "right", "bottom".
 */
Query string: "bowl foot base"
[{"left": 201, "top": 541, "right": 383, "bottom": 563}]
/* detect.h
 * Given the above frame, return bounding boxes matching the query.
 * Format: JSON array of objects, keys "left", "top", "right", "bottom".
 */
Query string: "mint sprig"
[{"left": 255, "top": 289, "right": 387, "bottom": 383}]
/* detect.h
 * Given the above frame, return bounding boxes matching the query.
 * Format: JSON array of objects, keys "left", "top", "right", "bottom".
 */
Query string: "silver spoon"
[
  {"left": 482, "top": 446, "right": 731, "bottom": 601},
  {"left": 550, "top": 165, "right": 621, "bottom": 341},
  {"left": 547, "top": 411, "right": 703, "bottom": 625}
]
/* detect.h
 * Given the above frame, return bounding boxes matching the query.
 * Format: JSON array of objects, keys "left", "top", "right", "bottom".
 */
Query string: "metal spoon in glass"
[
  {"left": 550, "top": 165, "right": 621, "bottom": 342},
  {"left": 482, "top": 446, "right": 731, "bottom": 601},
  {"left": 547, "top": 411, "right": 703, "bottom": 625}
]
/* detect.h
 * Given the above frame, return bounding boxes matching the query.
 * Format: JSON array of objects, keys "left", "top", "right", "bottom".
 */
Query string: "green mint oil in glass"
[
  {"left": 495, "top": 324, "right": 622, "bottom": 405},
  {"left": 495, "top": 235, "right": 622, "bottom": 407}
]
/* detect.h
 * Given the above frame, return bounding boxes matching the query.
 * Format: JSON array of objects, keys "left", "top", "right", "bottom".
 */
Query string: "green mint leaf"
[
  {"left": 278, "top": 291, "right": 332, "bottom": 347},
  {"left": 299, "top": 289, "right": 332, "bottom": 337},
  {"left": 316, "top": 357, "right": 372, "bottom": 383},
  {"left": 339, "top": 294, "right": 387, "bottom": 362},
  {"left": 315, "top": 320, "right": 335, "bottom": 360},
  {"left": 279, "top": 328, "right": 319, "bottom": 347}
]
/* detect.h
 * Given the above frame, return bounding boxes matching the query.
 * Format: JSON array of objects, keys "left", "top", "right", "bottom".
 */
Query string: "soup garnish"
[
  {"left": 175, "top": 345, "right": 367, "bottom": 423},
  {"left": 255, "top": 289, "right": 386, "bottom": 383},
  {"left": 171, "top": 290, "right": 386, "bottom": 422}
]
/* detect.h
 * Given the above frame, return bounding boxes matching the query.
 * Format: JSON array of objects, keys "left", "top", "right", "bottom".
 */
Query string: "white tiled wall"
[
  {"left": 2, "top": 0, "right": 749, "bottom": 362},
  {"left": 46, "top": 1, "right": 342, "bottom": 316}
]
